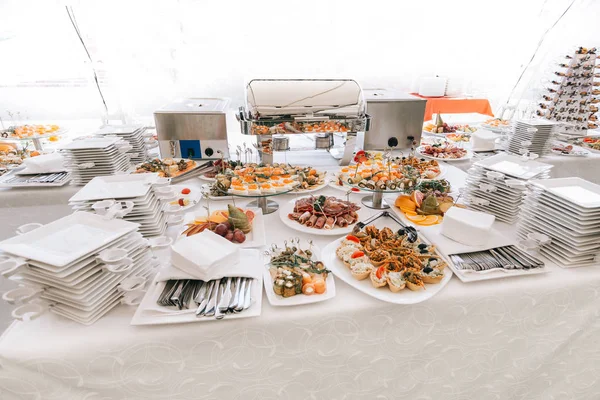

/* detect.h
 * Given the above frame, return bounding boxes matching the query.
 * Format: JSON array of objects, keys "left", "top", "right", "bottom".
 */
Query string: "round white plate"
[
  {"left": 322, "top": 237, "right": 453, "bottom": 304},
  {"left": 262, "top": 245, "right": 336, "bottom": 306},
  {"left": 415, "top": 147, "right": 473, "bottom": 162},
  {"left": 279, "top": 198, "right": 367, "bottom": 236},
  {"left": 480, "top": 123, "right": 510, "bottom": 132},
  {"left": 164, "top": 185, "right": 202, "bottom": 212},
  {"left": 292, "top": 180, "right": 328, "bottom": 194}
]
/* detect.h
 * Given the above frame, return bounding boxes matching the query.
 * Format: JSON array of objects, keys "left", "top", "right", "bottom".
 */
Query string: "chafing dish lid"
[
  {"left": 245, "top": 79, "right": 366, "bottom": 119},
  {"left": 364, "top": 89, "right": 426, "bottom": 102},
  {"left": 155, "top": 98, "right": 230, "bottom": 114}
]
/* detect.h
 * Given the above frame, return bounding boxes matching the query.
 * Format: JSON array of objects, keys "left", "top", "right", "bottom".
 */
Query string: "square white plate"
[
  {"left": 474, "top": 153, "right": 553, "bottom": 180},
  {"left": 0, "top": 212, "right": 139, "bottom": 267},
  {"left": 529, "top": 177, "right": 600, "bottom": 208},
  {"left": 61, "top": 138, "right": 121, "bottom": 151},
  {"left": 262, "top": 245, "right": 336, "bottom": 306},
  {"left": 70, "top": 174, "right": 158, "bottom": 202},
  {"left": 182, "top": 208, "right": 266, "bottom": 248}
]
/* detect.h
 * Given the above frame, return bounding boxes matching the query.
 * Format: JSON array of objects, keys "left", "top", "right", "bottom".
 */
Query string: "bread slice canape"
[
  {"left": 386, "top": 271, "right": 406, "bottom": 292},
  {"left": 370, "top": 266, "right": 387, "bottom": 288}
]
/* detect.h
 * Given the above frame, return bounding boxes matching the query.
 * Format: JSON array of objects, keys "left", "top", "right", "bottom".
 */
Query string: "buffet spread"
[{"left": 1, "top": 69, "right": 600, "bottom": 399}]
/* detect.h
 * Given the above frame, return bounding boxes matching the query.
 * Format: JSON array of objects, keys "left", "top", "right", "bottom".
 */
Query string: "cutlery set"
[
  {"left": 450, "top": 245, "right": 544, "bottom": 273},
  {"left": 157, "top": 277, "right": 254, "bottom": 319}
]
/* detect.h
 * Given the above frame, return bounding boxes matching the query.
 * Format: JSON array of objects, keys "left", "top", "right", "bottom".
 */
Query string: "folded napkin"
[
  {"left": 21, "top": 153, "right": 65, "bottom": 173},
  {"left": 158, "top": 231, "right": 260, "bottom": 282},
  {"left": 419, "top": 224, "right": 514, "bottom": 256}
]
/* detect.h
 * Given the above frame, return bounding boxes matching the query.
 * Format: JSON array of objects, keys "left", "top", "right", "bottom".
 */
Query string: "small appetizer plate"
[{"left": 262, "top": 245, "right": 336, "bottom": 306}]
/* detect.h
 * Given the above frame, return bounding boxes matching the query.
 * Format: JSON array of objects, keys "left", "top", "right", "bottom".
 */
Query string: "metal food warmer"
[
  {"left": 237, "top": 79, "right": 370, "bottom": 165},
  {"left": 154, "top": 98, "right": 230, "bottom": 160}
]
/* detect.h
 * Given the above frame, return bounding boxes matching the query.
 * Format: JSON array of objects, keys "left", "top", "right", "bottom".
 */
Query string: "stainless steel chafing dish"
[{"left": 237, "top": 79, "right": 370, "bottom": 165}]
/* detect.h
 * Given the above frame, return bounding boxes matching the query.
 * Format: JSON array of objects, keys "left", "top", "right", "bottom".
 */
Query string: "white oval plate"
[
  {"left": 415, "top": 147, "right": 473, "bottom": 162},
  {"left": 164, "top": 185, "right": 202, "bottom": 213},
  {"left": 262, "top": 245, "right": 336, "bottom": 306},
  {"left": 279, "top": 198, "right": 368, "bottom": 236},
  {"left": 322, "top": 237, "right": 453, "bottom": 304}
]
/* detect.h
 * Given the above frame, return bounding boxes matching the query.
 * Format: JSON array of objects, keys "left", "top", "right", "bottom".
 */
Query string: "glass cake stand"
[
  {"left": 216, "top": 185, "right": 296, "bottom": 214},
  {"left": 351, "top": 185, "right": 410, "bottom": 210}
]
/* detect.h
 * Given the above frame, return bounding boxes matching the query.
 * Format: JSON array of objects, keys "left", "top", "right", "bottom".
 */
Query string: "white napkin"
[
  {"left": 159, "top": 232, "right": 260, "bottom": 281},
  {"left": 21, "top": 153, "right": 65, "bottom": 173},
  {"left": 419, "top": 224, "right": 514, "bottom": 256}
]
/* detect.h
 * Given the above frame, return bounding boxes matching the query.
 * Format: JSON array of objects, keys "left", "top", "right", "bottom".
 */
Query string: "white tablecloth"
[{"left": 0, "top": 165, "right": 600, "bottom": 400}]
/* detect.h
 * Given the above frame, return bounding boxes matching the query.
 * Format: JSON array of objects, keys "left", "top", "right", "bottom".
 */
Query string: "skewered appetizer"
[
  {"left": 135, "top": 158, "right": 196, "bottom": 178},
  {"left": 398, "top": 155, "right": 442, "bottom": 179},
  {"left": 267, "top": 241, "right": 330, "bottom": 297},
  {"left": 336, "top": 226, "right": 446, "bottom": 292},
  {"left": 0, "top": 124, "right": 60, "bottom": 139},
  {"left": 418, "top": 143, "right": 468, "bottom": 159},
  {"left": 209, "top": 163, "right": 325, "bottom": 197},
  {"left": 182, "top": 205, "right": 255, "bottom": 243},
  {"left": 288, "top": 195, "right": 361, "bottom": 230}
]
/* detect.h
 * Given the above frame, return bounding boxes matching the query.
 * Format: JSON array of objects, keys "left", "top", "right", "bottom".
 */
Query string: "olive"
[
  {"left": 418, "top": 243, "right": 428, "bottom": 249},
  {"left": 423, "top": 267, "right": 433, "bottom": 274},
  {"left": 429, "top": 257, "right": 437, "bottom": 262},
  {"left": 397, "top": 228, "right": 406, "bottom": 236},
  {"left": 420, "top": 249, "right": 428, "bottom": 254}
]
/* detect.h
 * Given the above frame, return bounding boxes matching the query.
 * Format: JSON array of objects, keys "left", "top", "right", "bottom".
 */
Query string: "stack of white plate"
[
  {"left": 0, "top": 212, "right": 160, "bottom": 325},
  {"left": 69, "top": 173, "right": 172, "bottom": 238},
  {"left": 463, "top": 153, "right": 553, "bottom": 224},
  {"left": 95, "top": 125, "right": 151, "bottom": 164},
  {"left": 518, "top": 177, "right": 600, "bottom": 268},
  {"left": 508, "top": 119, "right": 560, "bottom": 156},
  {"left": 61, "top": 137, "right": 132, "bottom": 185}
]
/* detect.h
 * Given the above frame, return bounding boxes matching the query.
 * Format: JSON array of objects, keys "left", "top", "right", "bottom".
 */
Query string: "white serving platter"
[
  {"left": 262, "top": 245, "right": 336, "bottom": 306},
  {"left": 69, "top": 174, "right": 159, "bottom": 203},
  {"left": 322, "top": 237, "right": 453, "bottom": 304},
  {"left": 415, "top": 147, "right": 473, "bottom": 162}
]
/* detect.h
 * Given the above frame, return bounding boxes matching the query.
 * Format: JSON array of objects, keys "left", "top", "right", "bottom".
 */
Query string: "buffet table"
[{"left": 1, "top": 165, "right": 600, "bottom": 400}]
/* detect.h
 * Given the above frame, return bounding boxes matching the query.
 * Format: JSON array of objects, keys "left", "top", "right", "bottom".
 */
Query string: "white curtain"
[{"left": 0, "top": 0, "right": 597, "bottom": 124}]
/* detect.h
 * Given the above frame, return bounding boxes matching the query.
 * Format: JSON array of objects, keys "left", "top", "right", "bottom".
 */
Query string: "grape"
[
  {"left": 214, "top": 223, "right": 229, "bottom": 236},
  {"left": 222, "top": 221, "right": 233, "bottom": 230},
  {"left": 225, "top": 230, "right": 234, "bottom": 241},
  {"left": 232, "top": 229, "right": 246, "bottom": 243}
]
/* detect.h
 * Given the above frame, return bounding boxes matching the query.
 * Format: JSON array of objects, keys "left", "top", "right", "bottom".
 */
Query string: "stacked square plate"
[
  {"left": 69, "top": 173, "right": 172, "bottom": 237},
  {"left": 518, "top": 177, "right": 600, "bottom": 268},
  {"left": 95, "top": 125, "right": 151, "bottom": 164},
  {"left": 61, "top": 137, "right": 132, "bottom": 185},
  {"left": 0, "top": 212, "right": 159, "bottom": 325},
  {"left": 463, "top": 153, "right": 553, "bottom": 224},
  {"left": 508, "top": 119, "right": 560, "bottom": 156}
]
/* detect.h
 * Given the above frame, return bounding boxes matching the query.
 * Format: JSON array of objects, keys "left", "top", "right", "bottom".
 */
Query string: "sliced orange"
[
  {"left": 208, "top": 214, "right": 228, "bottom": 224},
  {"left": 404, "top": 210, "right": 418, "bottom": 216},
  {"left": 400, "top": 206, "right": 416, "bottom": 213},
  {"left": 416, "top": 215, "right": 440, "bottom": 226},
  {"left": 394, "top": 195, "right": 413, "bottom": 207},
  {"left": 406, "top": 215, "right": 427, "bottom": 222}
]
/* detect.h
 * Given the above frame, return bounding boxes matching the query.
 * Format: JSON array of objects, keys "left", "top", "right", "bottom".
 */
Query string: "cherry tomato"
[
  {"left": 181, "top": 188, "right": 191, "bottom": 195},
  {"left": 376, "top": 266, "right": 385, "bottom": 279},
  {"left": 345, "top": 235, "right": 360, "bottom": 243},
  {"left": 351, "top": 250, "right": 365, "bottom": 259},
  {"left": 178, "top": 198, "right": 185, "bottom": 207}
]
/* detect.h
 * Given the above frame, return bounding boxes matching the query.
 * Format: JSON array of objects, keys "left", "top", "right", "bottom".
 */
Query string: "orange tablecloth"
[{"left": 410, "top": 93, "right": 494, "bottom": 121}]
